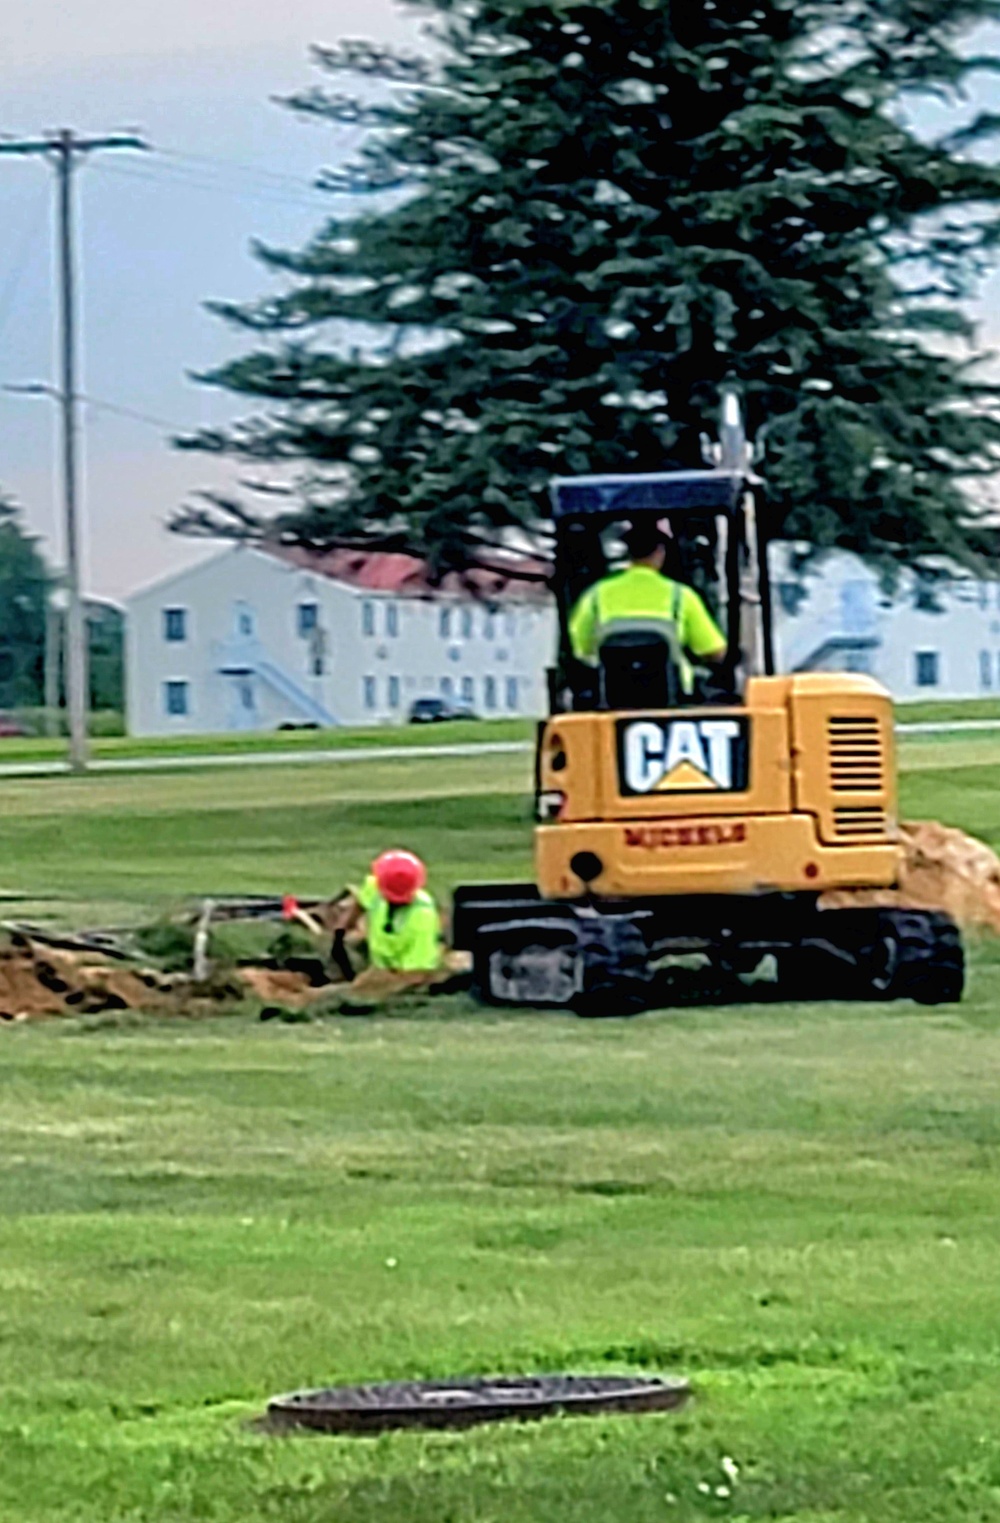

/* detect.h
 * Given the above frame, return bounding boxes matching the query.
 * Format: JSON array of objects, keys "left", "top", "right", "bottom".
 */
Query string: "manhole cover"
[{"left": 267, "top": 1374, "right": 690, "bottom": 1434}]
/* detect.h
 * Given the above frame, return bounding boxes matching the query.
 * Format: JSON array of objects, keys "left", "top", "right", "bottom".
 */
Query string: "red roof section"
[{"left": 268, "top": 544, "right": 551, "bottom": 601}]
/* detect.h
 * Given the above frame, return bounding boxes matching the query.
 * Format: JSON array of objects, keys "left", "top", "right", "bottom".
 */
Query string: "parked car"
[
  {"left": 0, "top": 715, "right": 31, "bottom": 738},
  {"left": 408, "top": 697, "right": 478, "bottom": 724}
]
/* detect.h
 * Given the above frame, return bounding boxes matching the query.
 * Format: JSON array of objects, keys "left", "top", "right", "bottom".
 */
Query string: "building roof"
[{"left": 270, "top": 544, "right": 552, "bottom": 602}]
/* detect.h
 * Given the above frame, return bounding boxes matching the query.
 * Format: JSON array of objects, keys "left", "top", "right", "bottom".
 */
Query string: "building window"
[
  {"left": 297, "top": 602, "right": 318, "bottom": 637},
  {"left": 461, "top": 606, "right": 474, "bottom": 639},
  {"left": 915, "top": 651, "right": 939, "bottom": 688},
  {"left": 914, "top": 577, "right": 942, "bottom": 614},
  {"left": 164, "top": 680, "right": 189, "bottom": 717},
  {"left": 163, "top": 607, "right": 186, "bottom": 643},
  {"left": 505, "top": 676, "right": 519, "bottom": 711},
  {"left": 461, "top": 675, "right": 474, "bottom": 704},
  {"left": 388, "top": 675, "right": 400, "bottom": 708},
  {"left": 484, "top": 675, "right": 497, "bottom": 711},
  {"left": 504, "top": 609, "right": 517, "bottom": 639},
  {"left": 362, "top": 601, "right": 375, "bottom": 637},
  {"left": 386, "top": 602, "right": 399, "bottom": 638},
  {"left": 439, "top": 606, "right": 452, "bottom": 639},
  {"left": 981, "top": 651, "right": 992, "bottom": 690},
  {"left": 483, "top": 610, "right": 496, "bottom": 640},
  {"left": 233, "top": 601, "right": 255, "bottom": 638},
  {"left": 363, "top": 676, "right": 377, "bottom": 709},
  {"left": 237, "top": 677, "right": 255, "bottom": 712}
]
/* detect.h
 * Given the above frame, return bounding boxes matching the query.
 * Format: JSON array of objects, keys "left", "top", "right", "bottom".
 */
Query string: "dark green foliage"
[
  {"left": 179, "top": 0, "right": 1000, "bottom": 574},
  {"left": 86, "top": 601, "right": 125, "bottom": 713},
  {"left": 0, "top": 492, "right": 52, "bottom": 708},
  {"left": 134, "top": 919, "right": 196, "bottom": 970}
]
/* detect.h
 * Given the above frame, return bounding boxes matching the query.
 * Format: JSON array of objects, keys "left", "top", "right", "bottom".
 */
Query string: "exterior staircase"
[{"left": 214, "top": 638, "right": 337, "bottom": 726}]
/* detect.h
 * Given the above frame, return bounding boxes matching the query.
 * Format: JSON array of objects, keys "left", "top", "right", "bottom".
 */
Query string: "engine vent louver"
[
  {"left": 827, "top": 715, "right": 887, "bottom": 839},
  {"left": 827, "top": 716, "right": 885, "bottom": 793},
  {"left": 832, "top": 806, "right": 887, "bottom": 839}
]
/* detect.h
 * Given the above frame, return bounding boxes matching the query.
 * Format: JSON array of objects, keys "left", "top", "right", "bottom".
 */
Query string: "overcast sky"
[
  {"left": 0, "top": 0, "right": 418, "bottom": 599},
  {"left": 1, "top": 3, "right": 999, "bottom": 600}
]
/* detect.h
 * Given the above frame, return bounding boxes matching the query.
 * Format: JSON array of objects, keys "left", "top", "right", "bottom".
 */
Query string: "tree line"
[{"left": 0, "top": 493, "right": 123, "bottom": 718}]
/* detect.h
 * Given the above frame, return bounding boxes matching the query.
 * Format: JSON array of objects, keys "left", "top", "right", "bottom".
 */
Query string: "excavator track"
[{"left": 458, "top": 891, "right": 964, "bottom": 1014}]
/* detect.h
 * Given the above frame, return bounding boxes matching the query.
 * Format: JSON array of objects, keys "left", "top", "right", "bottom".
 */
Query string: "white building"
[
  {"left": 772, "top": 545, "right": 1000, "bottom": 700},
  {"left": 126, "top": 544, "right": 555, "bottom": 736},
  {"left": 126, "top": 538, "right": 997, "bottom": 736}
]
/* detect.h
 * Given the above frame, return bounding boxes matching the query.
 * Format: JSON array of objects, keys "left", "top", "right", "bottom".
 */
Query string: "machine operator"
[{"left": 568, "top": 519, "right": 727, "bottom": 690}]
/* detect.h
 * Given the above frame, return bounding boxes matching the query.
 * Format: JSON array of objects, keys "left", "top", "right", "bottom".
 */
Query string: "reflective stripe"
[
  {"left": 593, "top": 575, "right": 689, "bottom": 685},
  {"left": 594, "top": 616, "right": 694, "bottom": 693}
]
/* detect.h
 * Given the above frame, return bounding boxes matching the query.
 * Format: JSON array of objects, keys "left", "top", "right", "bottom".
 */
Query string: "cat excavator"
[{"left": 452, "top": 390, "right": 964, "bottom": 1014}]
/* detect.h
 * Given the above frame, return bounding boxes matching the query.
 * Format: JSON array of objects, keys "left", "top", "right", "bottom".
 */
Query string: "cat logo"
[{"left": 618, "top": 717, "right": 750, "bottom": 795}]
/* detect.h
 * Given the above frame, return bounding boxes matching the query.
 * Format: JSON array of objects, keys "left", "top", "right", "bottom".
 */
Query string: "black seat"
[{"left": 599, "top": 631, "right": 680, "bottom": 710}]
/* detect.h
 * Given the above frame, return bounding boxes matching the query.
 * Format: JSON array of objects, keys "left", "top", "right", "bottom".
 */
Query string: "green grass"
[
  {"left": 1, "top": 695, "right": 996, "bottom": 772},
  {"left": 895, "top": 696, "right": 1000, "bottom": 723},
  {"left": 0, "top": 717, "right": 533, "bottom": 765},
  {"left": 0, "top": 751, "right": 535, "bottom": 926},
  {"left": 0, "top": 732, "right": 998, "bottom": 928},
  {"left": 3, "top": 951, "right": 1000, "bottom": 1522},
  {"left": 1, "top": 738, "right": 1000, "bottom": 1520}
]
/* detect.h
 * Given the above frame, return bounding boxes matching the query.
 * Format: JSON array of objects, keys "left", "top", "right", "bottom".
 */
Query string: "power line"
[
  {"left": 158, "top": 145, "right": 330, "bottom": 194},
  {"left": 4, "top": 380, "right": 217, "bottom": 438},
  {"left": 89, "top": 153, "right": 337, "bottom": 214},
  {"left": 81, "top": 394, "right": 187, "bottom": 432},
  {"left": 0, "top": 128, "right": 147, "bottom": 775}
]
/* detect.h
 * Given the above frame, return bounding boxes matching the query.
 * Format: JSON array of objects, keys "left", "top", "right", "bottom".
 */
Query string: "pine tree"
[{"left": 178, "top": 0, "right": 1000, "bottom": 576}]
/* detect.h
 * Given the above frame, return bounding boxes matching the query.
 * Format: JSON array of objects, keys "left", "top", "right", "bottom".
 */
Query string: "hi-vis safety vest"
[
  {"left": 568, "top": 564, "right": 726, "bottom": 676},
  {"left": 356, "top": 876, "right": 442, "bottom": 972}
]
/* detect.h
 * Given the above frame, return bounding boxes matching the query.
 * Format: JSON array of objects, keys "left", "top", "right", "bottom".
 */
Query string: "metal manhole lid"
[{"left": 267, "top": 1374, "right": 690, "bottom": 1434}]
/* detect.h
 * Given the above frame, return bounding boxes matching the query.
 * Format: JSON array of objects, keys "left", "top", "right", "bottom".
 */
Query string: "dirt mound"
[
  {"left": 238, "top": 966, "right": 338, "bottom": 1009},
  {"left": 823, "top": 820, "right": 1000, "bottom": 933},
  {"left": 0, "top": 936, "right": 181, "bottom": 1023}
]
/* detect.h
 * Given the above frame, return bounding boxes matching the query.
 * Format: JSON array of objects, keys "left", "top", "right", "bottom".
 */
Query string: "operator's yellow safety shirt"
[
  {"left": 356, "top": 875, "right": 442, "bottom": 972},
  {"left": 569, "top": 564, "right": 725, "bottom": 671}
]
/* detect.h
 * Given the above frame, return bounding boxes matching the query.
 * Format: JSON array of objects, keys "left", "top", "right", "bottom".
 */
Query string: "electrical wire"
[
  {"left": 81, "top": 395, "right": 188, "bottom": 432},
  {"left": 157, "top": 146, "right": 332, "bottom": 194},
  {"left": 0, "top": 381, "right": 201, "bottom": 436},
  {"left": 88, "top": 153, "right": 338, "bottom": 214}
]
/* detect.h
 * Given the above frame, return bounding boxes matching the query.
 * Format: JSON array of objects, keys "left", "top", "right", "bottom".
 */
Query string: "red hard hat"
[{"left": 372, "top": 849, "right": 427, "bottom": 905}]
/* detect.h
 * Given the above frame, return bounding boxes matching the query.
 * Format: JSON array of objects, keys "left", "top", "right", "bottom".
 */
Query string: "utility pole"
[
  {"left": 44, "top": 595, "right": 62, "bottom": 738},
  {"left": 0, "top": 129, "right": 146, "bottom": 772}
]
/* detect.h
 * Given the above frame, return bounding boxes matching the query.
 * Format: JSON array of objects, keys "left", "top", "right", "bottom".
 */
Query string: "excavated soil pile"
[
  {"left": 5, "top": 824, "right": 994, "bottom": 1026},
  {"left": 824, "top": 820, "right": 1000, "bottom": 933},
  {"left": 238, "top": 966, "right": 340, "bottom": 1009},
  {"left": 0, "top": 934, "right": 183, "bottom": 1023}
]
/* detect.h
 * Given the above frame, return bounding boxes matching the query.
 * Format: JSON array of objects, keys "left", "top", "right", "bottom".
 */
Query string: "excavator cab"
[
  {"left": 550, "top": 469, "right": 752, "bottom": 714},
  {"left": 453, "top": 393, "right": 964, "bottom": 1015},
  {"left": 550, "top": 389, "right": 772, "bottom": 716}
]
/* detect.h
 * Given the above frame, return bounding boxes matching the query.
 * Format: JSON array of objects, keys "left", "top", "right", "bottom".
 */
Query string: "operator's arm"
[
  {"left": 679, "top": 587, "right": 727, "bottom": 665},
  {"left": 568, "top": 586, "right": 599, "bottom": 663}
]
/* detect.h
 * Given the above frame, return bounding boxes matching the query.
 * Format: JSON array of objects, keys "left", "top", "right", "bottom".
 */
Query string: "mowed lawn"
[
  {"left": 1, "top": 737, "right": 1000, "bottom": 1520},
  {"left": 0, "top": 729, "right": 998, "bottom": 925}
]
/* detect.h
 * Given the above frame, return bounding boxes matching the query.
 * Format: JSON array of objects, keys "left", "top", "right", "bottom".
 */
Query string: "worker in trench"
[{"left": 330, "top": 849, "right": 446, "bottom": 1001}]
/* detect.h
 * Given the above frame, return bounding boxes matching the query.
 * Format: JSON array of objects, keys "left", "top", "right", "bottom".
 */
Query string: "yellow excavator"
[{"left": 453, "top": 392, "right": 964, "bottom": 1014}]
